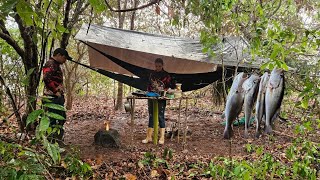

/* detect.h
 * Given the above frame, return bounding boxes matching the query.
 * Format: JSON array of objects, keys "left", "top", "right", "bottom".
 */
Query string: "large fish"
[
  {"left": 242, "top": 74, "right": 260, "bottom": 138},
  {"left": 223, "top": 72, "right": 248, "bottom": 139},
  {"left": 265, "top": 68, "right": 285, "bottom": 134},
  {"left": 255, "top": 72, "right": 269, "bottom": 138}
]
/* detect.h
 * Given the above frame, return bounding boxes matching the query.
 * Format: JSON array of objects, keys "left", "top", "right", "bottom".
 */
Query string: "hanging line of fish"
[{"left": 223, "top": 68, "right": 285, "bottom": 139}]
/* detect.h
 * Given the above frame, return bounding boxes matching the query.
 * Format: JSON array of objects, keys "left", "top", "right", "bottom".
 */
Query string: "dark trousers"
[
  {"left": 148, "top": 99, "right": 166, "bottom": 128},
  {"left": 43, "top": 95, "right": 66, "bottom": 141}
]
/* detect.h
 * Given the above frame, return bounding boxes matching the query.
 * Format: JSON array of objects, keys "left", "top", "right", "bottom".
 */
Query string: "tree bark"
[
  {"left": 13, "top": 12, "right": 40, "bottom": 130},
  {"left": 0, "top": 54, "right": 3, "bottom": 113},
  {"left": 114, "top": 0, "right": 128, "bottom": 111},
  {"left": 115, "top": 82, "right": 123, "bottom": 110}
]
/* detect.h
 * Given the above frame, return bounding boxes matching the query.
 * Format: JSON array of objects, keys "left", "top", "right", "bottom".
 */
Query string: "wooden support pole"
[
  {"left": 153, "top": 99, "right": 158, "bottom": 145},
  {"left": 177, "top": 98, "right": 182, "bottom": 143},
  {"left": 130, "top": 97, "right": 135, "bottom": 143},
  {"left": 183, "top": 98, "right": 188, "bottom": 146},
  {"left": 130, "top": 97, "right": 135, "bottom": 125}
]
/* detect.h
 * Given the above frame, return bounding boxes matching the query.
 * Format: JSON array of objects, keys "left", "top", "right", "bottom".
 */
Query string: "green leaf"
[
  {"left": 168, "top": 149, "right": 173, "bottom": 159},
  {"left": 89, "top": 0, "right": 106, "bottom": 13},
  {"left": 43, "top": 103, "right": 65, "bottom": 111},
  {"left": 163, "top": 147, "right": 168, "bottom": 158},
  {"left": 301, "top": 98, "right": 309, "bottom": 109},
  {"left": 0, "top": 0, "right": 18, "bottom": 16},
  {"left": 188, "top": 173, "right": 195, "bottom": 177},
  {"left": 43, "top": 137, "right": 60, "bottom": 164},
  {"left": 260, "top": 62, "right": 269, "bottom": 70},
  {"left": 46, "top": 112, "right": 65, "bottom": 120},
  {"left": 39, "top": 116, "right": 50, "bottom": 132},
  {"left": 56, "top": 24, "right": 69, "bottom": 33},
  {"left": 281, "top": 62, "right": 289, "bottom": 71},
  {"left": 234, "top": 165, "right": 241, "bottom": 176},
  {"left": 21, "top": 68, "right": 35, "bottom": 86},
  {"left": 270, "top": 45, "right": 280, "bottom": 60},
  {"left": 47, "top": 127, "right": 52, "bottom": 134},
  {"left": 172, "top": 15, "right": 180, "bottom": 26},
  {"left": 16, "top": 0, "right": 36, "bottom": 26},
  {"left": 243, "top": 170, "right": 251, "bottom": 180},
  {"left": 268, "top": 63, "right": 274, "bottom": 70},
  {"left": 27, "top": 109, "right": 44, "bottom": 126}
]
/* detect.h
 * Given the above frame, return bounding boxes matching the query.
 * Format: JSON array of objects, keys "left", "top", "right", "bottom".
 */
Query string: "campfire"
[{"left": 104, "top": 120, "right": 110, "bottom": 131}]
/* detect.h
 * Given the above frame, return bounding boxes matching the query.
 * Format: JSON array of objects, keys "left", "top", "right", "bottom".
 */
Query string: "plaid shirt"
[
  {"left": 43, "top": 58, "right": 64, "bottom": 96},
  {"left": 147, "top": 69, "right": 172, "bottom": 92}
]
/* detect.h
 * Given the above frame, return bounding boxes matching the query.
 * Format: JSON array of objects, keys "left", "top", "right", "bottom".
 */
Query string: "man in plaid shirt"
[{"left": 43, "top": 48, "right": 72, "bottom": 143}]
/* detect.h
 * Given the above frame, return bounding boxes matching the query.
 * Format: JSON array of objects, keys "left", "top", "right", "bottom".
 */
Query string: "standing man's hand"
[
  {"left": 56, "top": 91, "right": 62, "bottom": 97},
  {"left": 56, "top": 85, "right": 64, "bottom": 97}
]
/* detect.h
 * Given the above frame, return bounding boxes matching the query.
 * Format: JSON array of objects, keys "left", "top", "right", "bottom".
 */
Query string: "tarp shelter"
[{"left": 74, "top": 24, "right": 264, "bottom": 91}]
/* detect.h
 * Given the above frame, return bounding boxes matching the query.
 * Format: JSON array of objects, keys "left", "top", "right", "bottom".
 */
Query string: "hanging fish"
[
  {"left": 223, "top": 72, "right": 248, "bottom": 139},
  {"left": 255, "top": 72, "right": 270, "bottom": 138},
  {"left": 265, "top": 68, "right": 285, "bottom": 134},
  {"left": 242, "top": 74, "right": 260, "bottom": 138}
]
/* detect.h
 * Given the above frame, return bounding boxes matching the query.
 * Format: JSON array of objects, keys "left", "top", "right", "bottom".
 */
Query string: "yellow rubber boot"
[
  {"left": 159, "top": 128, "right": 165, "bottom": 145},
  {"left": 142, "top": 128, "right": 153, "bottom": 144}
]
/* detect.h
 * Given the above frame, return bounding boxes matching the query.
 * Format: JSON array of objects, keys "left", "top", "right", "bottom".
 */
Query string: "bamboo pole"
[
  {"left": 177, "top": 98, "right": 182, "bottom": 143},
  {"left": 153, "top": 100, "right": 158, "bottom": 145},
  {"left": 130, "top": 97, "right": 135, "bottom": 142},
  {"left": 183, "top": 98, "right": 188, "bottom": 146}
]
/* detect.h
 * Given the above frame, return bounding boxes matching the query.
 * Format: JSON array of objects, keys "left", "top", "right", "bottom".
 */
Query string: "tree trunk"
[
  {"left": 66, "top": 87, "right": 73, "bottom": 110},
  {"left": 64, "top": 42, "right": 85, "bottom": 110},
  {"left": 115, "top": 82, "right": 123, "bottom": 110},
  {"left": 24, "top": 69, "right": 39, "bottom": 130},
  {"left": 0, "top": 55, "right": 3, "bottom": 113},
  {"left": 114, "top": 0, "right": 128, "bottom": 111},
  {"left": 65, "top": 70, "right": 73, "bottom": 110}
]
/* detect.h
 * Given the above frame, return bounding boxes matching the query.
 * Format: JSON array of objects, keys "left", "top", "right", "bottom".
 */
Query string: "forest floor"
[{"left": 60, "top": 95, "right": 308, "bottom": 179}]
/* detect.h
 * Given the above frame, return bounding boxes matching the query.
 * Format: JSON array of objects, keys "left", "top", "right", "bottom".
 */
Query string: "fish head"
[
  {"left": 229, "top": 72, "right": 248, "bottom": 94},
  {"left": 269, "top": 68, "right": 284, "bottom": 89}
]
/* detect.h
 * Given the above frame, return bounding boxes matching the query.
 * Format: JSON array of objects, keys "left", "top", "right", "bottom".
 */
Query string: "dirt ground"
[
  {"left": 64, "top": 96, "right": 295, "bottom": 166},
  {"left": 0, "top": 95, "right": 309, "bottom": 178}
]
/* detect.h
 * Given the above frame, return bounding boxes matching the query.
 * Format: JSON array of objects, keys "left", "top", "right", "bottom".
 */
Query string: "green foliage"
[
  {"left": 138, "top": 129, "right": 319, "bottom": 179},
  {"left": 16, "top": 0, "right": 37, "bottom": 26},
  {"left": 1, "top": 97, "right": 93, "bottom": 178},
  {"left": 0, "top": 141, "right": 46, "bottom": 179},
  {"left": 89, "top": 0, "right": 107, "bottom": 13},
  {"left": 186, "top": 0, "right": 320, "bottom": 72},
  {"left": 139, "top": 148, "right": 174, "bottom": 170},
  {"left": 63, "top": 147, "right": 93, "bottom": 178}
]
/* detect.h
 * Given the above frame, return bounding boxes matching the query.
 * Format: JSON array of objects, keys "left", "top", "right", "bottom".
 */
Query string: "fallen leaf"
[
  {"left": 61, "top": 160, "right": 67, "bottom": 168},
  {"left": 124, "top": 173, "right": 137, "bottom": 180},
  {"left": 138, "top": 161, "right": 144, "bottom": 168},
  {"left": 151, "top": 169, "right": 159, "bottom": 178},
  {"left": 96, "top": 154, "right": 103, "bottom": 165},
  {"left": 105, "top": 172, "right": 113, "bottom": 180}
]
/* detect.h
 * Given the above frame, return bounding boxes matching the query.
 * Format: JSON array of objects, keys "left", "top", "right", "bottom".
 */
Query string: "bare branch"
[
  {"left": 61, "top": 1, "right": 90, "bottom": 48},
  {"left": 0, "top": 20, "right": 25, "bottom": 58},
  {"left": 267, "top": 0, "right": 282, "bottom": 19},
  {"left": 69, "top": 2, "right": 90, "bottom": 28},
  {"left": 0, "top": 74, "right": 24, "bottom": 132},
  {"left": 104, "top": 0, "right": 161, "bottom": 12}
]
